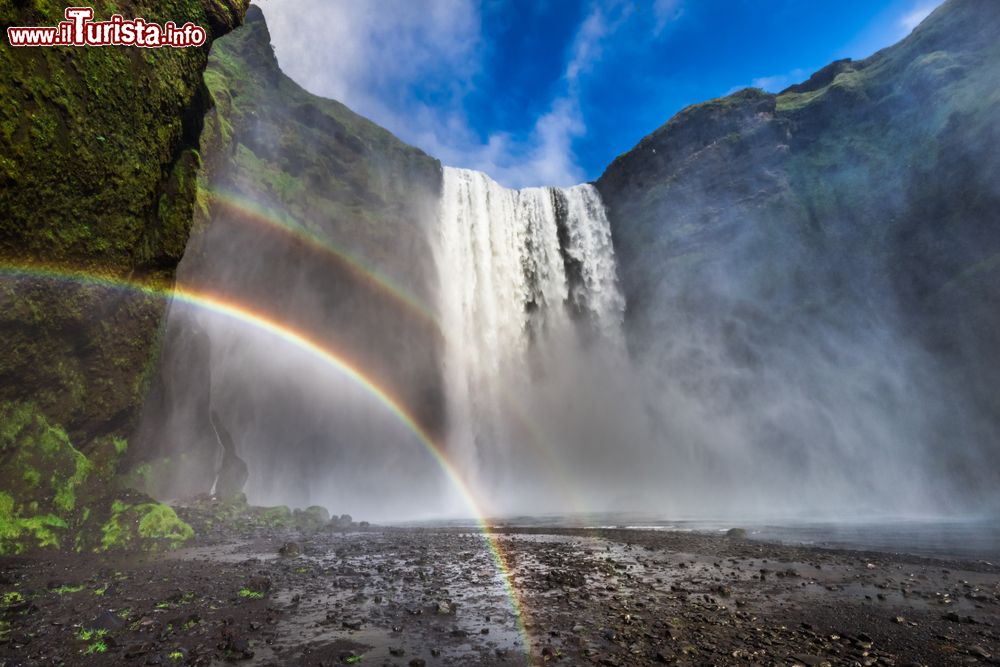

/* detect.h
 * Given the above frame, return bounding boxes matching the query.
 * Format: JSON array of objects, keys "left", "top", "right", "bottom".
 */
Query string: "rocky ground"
[{"left": 1, "top": 524, "right": 999, "bottom": 666}]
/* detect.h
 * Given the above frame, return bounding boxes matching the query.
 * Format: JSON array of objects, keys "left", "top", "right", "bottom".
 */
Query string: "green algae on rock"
[
  {"left": 0, "top": 402, "right": 90, "bottom": 552},
  {"left": 98, "top": 499, "right": 194, "bottom": 552},
  {"left": 0, "top": 402, "right": 195, "bottom": 554}
]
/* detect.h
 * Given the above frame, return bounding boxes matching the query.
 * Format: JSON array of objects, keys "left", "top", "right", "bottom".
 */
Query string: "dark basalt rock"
[
  {"left": 210, "top": 410, "right": 249, "bottom": 500},
  {"left": 595, "top": 0, "right": 1000, "bottom": 506}
]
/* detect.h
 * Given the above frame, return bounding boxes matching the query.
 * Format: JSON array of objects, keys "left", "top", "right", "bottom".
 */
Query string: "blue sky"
[{"left": 254, "top": 0, "right": 944, "bottom": 187}]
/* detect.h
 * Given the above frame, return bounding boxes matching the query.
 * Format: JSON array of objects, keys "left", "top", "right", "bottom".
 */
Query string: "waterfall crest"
[{"left": 434, "top": 167, "right": 630, "bottom": 510}]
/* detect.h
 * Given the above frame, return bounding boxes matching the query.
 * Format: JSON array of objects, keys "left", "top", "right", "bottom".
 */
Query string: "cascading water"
[{"left": 434, "top": 167, "right": 634, "bottom": 513}]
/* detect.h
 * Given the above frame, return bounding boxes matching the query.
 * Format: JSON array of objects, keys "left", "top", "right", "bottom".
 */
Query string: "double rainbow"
[
  {"left": 0, "top": 261, "right": 533, "bottom": 656},
  {"left": 208, "top": 187, "right": 591, "bottom": 515}
]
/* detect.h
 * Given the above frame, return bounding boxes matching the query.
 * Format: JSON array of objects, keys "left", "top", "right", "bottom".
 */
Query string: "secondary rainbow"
[
  {"left": 207, "top": 187, "right": 588, "bottom": 514},
  {"left": 207, "top": 187, "right": 441, "bottom": 332}
]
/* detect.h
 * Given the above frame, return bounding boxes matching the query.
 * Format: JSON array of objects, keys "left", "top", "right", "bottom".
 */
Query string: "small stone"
[
  {"left": 278, "top": 542, "right": 302, "bottom": 557},
  {"left": 91, "top": 610, "right": 126, "bottom": 631},
  {"left": 246, "top": 576, "right": 271, "bottom": 593},
  {"left": 969, "top": 645, "right": 991, "bottom": 659},
  {"left": 126, "top": 643, "right": 154, "bottom": 658}
]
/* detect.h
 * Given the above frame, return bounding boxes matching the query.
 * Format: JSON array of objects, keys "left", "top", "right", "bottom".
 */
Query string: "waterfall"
[{"left": 434, "top": 167, "right": 627, "bottom": 507}]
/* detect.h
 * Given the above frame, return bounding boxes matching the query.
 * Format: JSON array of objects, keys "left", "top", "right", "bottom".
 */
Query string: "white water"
[{"left": 434, "top": 167, "right": 632, "bottom": 513}]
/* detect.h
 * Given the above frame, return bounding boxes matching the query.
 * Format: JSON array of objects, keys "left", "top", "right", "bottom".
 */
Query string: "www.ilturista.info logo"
[{"left": 7, "top": 7, "right": 207, "bottom": 48}]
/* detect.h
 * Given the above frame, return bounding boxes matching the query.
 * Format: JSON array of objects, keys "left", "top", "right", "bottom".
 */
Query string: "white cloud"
[
  {"left": 652, "top": 0, "right": 683, "bottom": 36},
  {"left": 749, "top": 68, "right": 808, "bottom": 93},
  {"left": 724, "top": 67, "right": 809, "bottom": 96},
  {"left": 900, "top": 4, "right": 936, "bottom": 32},
  {"left": 253, "top": 0, "right": 480, "bottom": 128},
  {"left": 253, "top": 0, "right": 671, "bottom": 188}
]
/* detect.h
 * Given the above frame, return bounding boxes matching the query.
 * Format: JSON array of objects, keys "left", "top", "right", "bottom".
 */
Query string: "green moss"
[
  {"left": 22, "top": 467, "right": 40, "bottom": 488},
  {"left": 136, "top": 503, "right": 194, "bottom": 548},
  {"left": 99, "top": 501, "right": 130, "bottom": 551},
  {"left": 52, "top": 584, "right": 84, "bottom": 595},
  {"left": 1, "top": 591, "right": 24, "bottom": 606},
  {"left": 238, "top": 587, "right": 264, "bottom": 599},
  {"left": 292, "top": 505, "right": 330, "bottom": 531},
  {"left": 0, "top": 490, "right": 68, "bottom": 554},
  {"left": 259, "top": 505, "right": 292, "bottom": 526},
  {"left": 53, "top": 447, "right": 92, "bottom": 513},
  {"left": 99, "top": 501, "right": 194, "bottom": 552},
  {"left": 0, "top": 402, "right": 92, "bottom": 552},
  {"left": 0, "top": 399, "right": 195, "bottom": 555}
]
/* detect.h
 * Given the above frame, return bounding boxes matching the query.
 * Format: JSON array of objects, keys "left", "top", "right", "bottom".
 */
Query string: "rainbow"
[
  {"left": 206, "top": 187, "right": 441, "bottom": 333},
  {"left": 0, "top": 262, "right": 533, "bottom": 656},
  {"left": 207, "top": 187, "right": 589, "bottom": 516}
]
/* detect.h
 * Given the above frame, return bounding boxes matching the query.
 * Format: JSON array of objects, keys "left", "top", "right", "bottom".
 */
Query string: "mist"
[
  {"left": 133, "top": 0, "right": 1000, "bottom": 526},
  {"left": 618, "top": 203, "right": 971, "bottom": 520}
]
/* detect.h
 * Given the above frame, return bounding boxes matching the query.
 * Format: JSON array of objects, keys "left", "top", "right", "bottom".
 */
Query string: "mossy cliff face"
[
  {"left": 132, "top": 7, "right": 444, "bottom": 498},
  {"left": 0, "top": 0, "right": 248, "bottom": 446},
  {"left": 0, "top": 401, "right": 192, "bottom": 554},
  {"left": 0, "top": 1, "right": 249, "bottom": 552},
  {"left": 595, "top": 0, "right": 1000, "bottom": 506}
]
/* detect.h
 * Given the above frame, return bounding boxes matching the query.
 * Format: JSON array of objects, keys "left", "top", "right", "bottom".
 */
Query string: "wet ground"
[{"left": 2, "top": 526, "right": 1000, "bottom": 665}]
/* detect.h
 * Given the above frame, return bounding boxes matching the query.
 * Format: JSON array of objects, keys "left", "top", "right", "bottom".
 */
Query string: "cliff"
[
  {"left": 595, "top": 0, "right": 1000, "bottom": 509},
  {"left": 131, "top": 6, "right": 444, "bottom": 500},
  {"left": 0, "top": 0, "right": 248, "bottom": 553}
]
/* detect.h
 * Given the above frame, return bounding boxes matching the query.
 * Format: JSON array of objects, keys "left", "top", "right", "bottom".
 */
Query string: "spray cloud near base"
[
  {"left": 433, "top": 167, "right": 648, "bottom": 515},
  {"left": 431, "top": 163, "right": 988, "bottom": 522},
  {"left": 135, "top": 0, "right": 1000, "bottom": 524}
]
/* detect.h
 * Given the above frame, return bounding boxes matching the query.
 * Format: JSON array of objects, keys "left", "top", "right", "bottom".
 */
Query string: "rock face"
[
  {"left": 0, "top": 1, "right": 248, "bottom": 446},
  {"left": 210, "top": 411, "right": 248, "bottom": 499},
  {"left": 0, "top": 2, "right": 248, "bottom": 553},
  {"left": 132, "top": 6, "right": 444, "bottom": 499},
  {"left": 595, "top": 0, "right": 1000, "bottom": 511}
]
